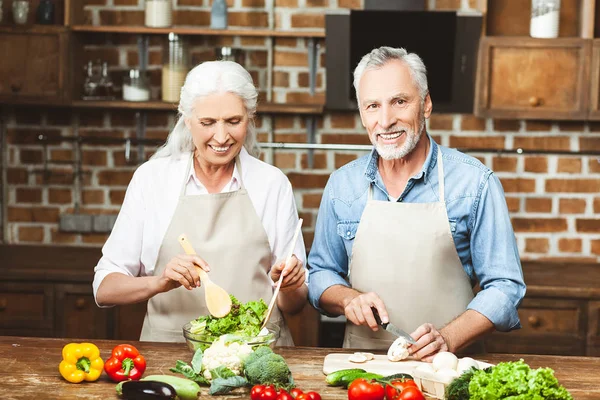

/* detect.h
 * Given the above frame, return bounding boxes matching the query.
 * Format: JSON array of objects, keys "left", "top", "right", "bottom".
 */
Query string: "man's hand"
[
  {"left": 408, "top": 323, "right": 449, "bottom": 362},
  {"left": 343, "top": 291, "right": 389, "bottom": 331},
  {"left": 270, "top": 255, "right": 305, "bottom": 292}
]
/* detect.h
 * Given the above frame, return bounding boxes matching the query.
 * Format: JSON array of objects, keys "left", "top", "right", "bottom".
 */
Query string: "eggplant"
[{"left": 117, "top": 380, "right": 177, "bottom": 400}]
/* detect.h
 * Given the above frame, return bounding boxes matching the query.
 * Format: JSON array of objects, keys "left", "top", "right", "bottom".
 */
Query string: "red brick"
[
  {"left": 14, "top": 109, "right": 42, "bottom": 125},
  {"left": 285, "top": 92, "right": 325, "bottom": 104},
  {"left": 274, "top": 116, "right": 296, "bottom": 130},
  {"left": 171, "top": 10, "right": 210, "bottom": 25},
  {"left": 20, "top": 149, "right": 43, "bottom": 164},
  {"left": 306, "top": 0, "right": 328, "bottom": 5},
  {"left": 590, "top": 159, "right": 600, "bottom": 173},
  {"left": 82, "top": 190, "right": 105, "bottom": 205},
  {"left": 83, "top": 47, "right": 120, "bottom": 66},
  {"left": 298, "top": 72, "right": 323, "bottom": 88},
  {"left": 82, "top": 150, "right": 108, "bottom": 166},
  {"left": 461, "top": 115, "right": 486, "bottom": 131},
  {"left": 7, "top": 128, "right": 61, "bottom": 144},
  {"left": 35, "top": 169, "right": 76, "bottom": 185},
  {"left": 558, "top": 121, "right": 585, "bottom": 132},
  {"left": 557, "top": 158, "right": 582, "bottom": 173},
  {"left": 274, "top": 51, "right": 308, "bottom": 67},
  {"left": 559, "top": 198, "right": 586, "bottom": 214},
  {"left": 287, "top": 172, "right": 329, "bottom": 189},
  {"left": 513, "top": 136, "right": 571, "bottom": 151},
  {"left": 580, "top": 137, "right": 600, "bottom": 152},
  {"left": 301, "top": 152, "right": 327, "bottom": 169},
  {"left": 46, "top": 109, "right": 73, "bottom": 126},
  {"left": 248, "top": 50, "right": 268, "bottom": 67},
  {"left": 505, "top": 197, "right": 520, "bottom": 212},
  {"left": 511, "top": 218, "right": 567, "bottom": 232},
  {"left": 97, "top": 170, "right": 135, "bottom": 186},
  {"left": 82, "top": 234, "right": 110, "bottom": 244},
  {"left": 493, "top": 120, "right": 520, "bottom": 132},
  {"left": 492, "top": 157, "right": 517, "bottom": 172},
  {"left": 110, "top": 190, "right": 126, "bottom": 205},
  {"left": 576, "top": 219, "right": 600, "bottom": 233},
  {"left": 114, "top": 0, "right": 138, "bottom": 4},
  {"left": 337, "top": 0, "right": 361, "bottom": 7},
  {"left": 16, "top": 188, "right": 42, "bottom": 203},
  {"left": 429, "top": 114, "right": 454, "bottom": 131},
  {"left": 48, "top": 189, "right": 72, "bottom": 204},
  {"left": 499, "top": 178, "right": 536, "bottom": 193},
  {"left": 304, "top": 230, "right": 315, "bottom": 251},
  {"left": 298, "top": 212, "right": 313, "bottom": 228},
  {"left": 50, "top": 149, "right": 73, "bottom": 162},
  {"left": 99, "top": 10, "right": 144, "bottom": 25},
  {"left": 18, "top": 226, "right": 45, "bottom": 243},
  {"left": 525, "top": 198, "right": 552, "bottom": 213},
  {"left": 330, "top": 113, "right": 356, "bottom": 129},
  {"left": 525, "top": 238, "right": 549, "bottom": 253},
  {"left": 275, "top": 0, "right": 297, "bottom": 5},
  {"left": 594, "top": 197, "right": 600, "bottom": 213},
  {"left": 524, "top": 156, "right": 548, "bottom": 173},
  {"left": 7, "top": 168, "right": 28, "bottom": 184},
  {"left": 302, "top": 193, "right": 322, "bottom": 208},
  {"left": 229, "top": 12, "right": 268, "bottom": 27},
  {"left": 524, "top": 120, "right": 553, "bottom": 131},
  {"left": 546, "top": 179, "right": 600, "bottom": 193},
  {"left": 7, "top": 207, "right": 60, "bottom": 223},
  {"left": 79, "top": 129, "right": 125, "bottom": 141},
  {"left": 449, "top": 136, "right": 505, "bottom": 149},
  {"left": 321, "top": 133, "right": 370, "bottom": 145},
  {"left": 274, "top": 133, "right": 307, "bottom": 143},
  {"left": 435, "top": 0, "right": 461, "bottom": 9},
  {"left": 592, "top": 240, "right": 600, "bottom": 255},
  {"left": 78, "top": 110, "right": 106, "bottom": 127},
  {"left": 274, "top": 71, "right": 289, "bottom": 87},
  {"left": 558, "top": 238, "right": 582, "bottom": 253},
  {"left": 335, "top": 153, "right": 358, "bottom": 169},
  {"left": 50, "top": 228, "right": 78, "bottom": 244},
  {"left": 177, "top": 0, "right": 203, "bottom": 4},
  {"left": 537, "top": 256, "right": 599, "bottom": 263},
  {"left": 291, "top": 13, "right": 324, "bottom": 28},
  {"left": 273, "top": 153, "right": 297, "bottom": 169}
]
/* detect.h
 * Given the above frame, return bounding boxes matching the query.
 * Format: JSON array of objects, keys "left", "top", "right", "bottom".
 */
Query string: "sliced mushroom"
[
  {"left": 387, "top": 337, "right": 410, "bottom": 362},
  {"left": 357, "top": 352, "right": 375, "bottom": 361},
  {"left": 348, "top": 353, "right": 368, "bottom": 363}
]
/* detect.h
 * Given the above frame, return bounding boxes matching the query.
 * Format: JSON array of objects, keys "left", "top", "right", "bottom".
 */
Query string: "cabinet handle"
[
  {"left": 529, "top": 96, "right": 541, "bottom": 107},
  {"left": 75, "top": 297, "right": 86, "bottom": 310},
  {"left": 0, "top": 298, "right": 6, "bottom": 311},
  {"left": 10, "top": 83, "right": 22, "bottom": 93},
  {"left": 528, "top": 315, "right": 541, "bottom": 328}
]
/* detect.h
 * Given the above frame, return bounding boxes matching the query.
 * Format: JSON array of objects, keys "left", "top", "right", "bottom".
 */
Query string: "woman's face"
[{"left": 185, "top": 92, "right": 249, "bottom": 167}]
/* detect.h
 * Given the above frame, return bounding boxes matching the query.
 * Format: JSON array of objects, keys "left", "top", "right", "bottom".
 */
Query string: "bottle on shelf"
[
  {"left": 36, "top": 0, "right": 54, "bottom": 24},
  {"left": 98, "top": 62, "right": 115, "bottom": 99},
  {"left": 211, "top": 0, "right": 228, "bottom": 29},
  {"left": 145, "top": 0, "right": 172, "bottom": 28},
  {"left": 83, "top": 61, "right": 99, "bottom": 99},
  {"left": 162, "top": 33, "right": 189, "bottom": 103},
  {"left": 530, "top": 0, "right": 561, "bottom": 38}
]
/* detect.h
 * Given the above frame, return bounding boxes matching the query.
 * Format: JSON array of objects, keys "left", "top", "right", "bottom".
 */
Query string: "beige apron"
[
  {"left": 140, "top": 154, "right": 294, "bottom": 346},
  {"left": 343, "top": 148, "right": 475, "bottom": 350}
]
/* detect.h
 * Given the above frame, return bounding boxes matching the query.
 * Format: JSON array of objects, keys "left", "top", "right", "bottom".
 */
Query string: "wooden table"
[{"left": 1, "top": 336, "right": 598, "bottom": 399}]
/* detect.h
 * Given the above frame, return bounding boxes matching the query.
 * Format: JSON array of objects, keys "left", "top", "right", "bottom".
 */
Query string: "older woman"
[{"left": 93, "top": 61, "right": 307, "bottom": 345}]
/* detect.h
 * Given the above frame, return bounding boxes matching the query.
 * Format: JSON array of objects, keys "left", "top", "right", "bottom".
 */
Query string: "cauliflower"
[{"left": 201, "top": 337, "right": 253, "bottom": 380}]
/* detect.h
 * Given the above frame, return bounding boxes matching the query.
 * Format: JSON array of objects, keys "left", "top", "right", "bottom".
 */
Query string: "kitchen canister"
[
  {"left": 162, "top": 33, "right": 189, "bottom": 103},
  {"left": 123, "top": 69, "right": 151, "bottom": 102},
  {"left": 12, "top": 0, "right": 29, "bottom": 25},
  {"left": 211, "top": 0, "right": 228, "bottom": 29},
  {"left": 145, "top": 0, "right": 172, "bottom": 28},
  {"left": 530, "top": 0, "right": 561, "bottom": 38}
]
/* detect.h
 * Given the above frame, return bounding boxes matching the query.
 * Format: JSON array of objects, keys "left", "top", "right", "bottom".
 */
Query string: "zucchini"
[
  {"left": 325, "top": 368, "right": 367, "bottom": 386},
  {"left": 116, "top": 380, "right": 177, "bottom": 399},
  {"left": 382, "top": 373, "right": 414, "bottom": 381},
  {"left": 141, "top": 375, "right": 201, "bottom": 400},
  {"left": 340, "top": 372, "right": 384, "bottom": 388}
]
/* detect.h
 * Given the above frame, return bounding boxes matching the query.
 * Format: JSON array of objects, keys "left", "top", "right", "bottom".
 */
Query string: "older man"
[{"left": 308, "top": 46, "right": 525, "bottom": 360}]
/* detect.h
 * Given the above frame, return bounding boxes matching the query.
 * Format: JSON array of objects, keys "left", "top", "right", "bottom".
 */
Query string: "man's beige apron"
[
  {"left": 344, "top": 148, "right": 475, "bottom": 350},
  {"left": 140, "top": 154, "right": 294, "bottom": 346}
]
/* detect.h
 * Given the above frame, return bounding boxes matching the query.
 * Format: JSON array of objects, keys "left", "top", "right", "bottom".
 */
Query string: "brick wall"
[{"left": 2, "top": 0, "right": 599, "bottom": 263}]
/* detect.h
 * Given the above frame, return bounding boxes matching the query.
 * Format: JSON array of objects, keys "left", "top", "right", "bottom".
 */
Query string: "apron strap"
[
  {"left": 181, "top": 152, "right": 245, "bottom": 196},
  {"left": 436, "top": 147, "right": 445, "bottom": 203}
]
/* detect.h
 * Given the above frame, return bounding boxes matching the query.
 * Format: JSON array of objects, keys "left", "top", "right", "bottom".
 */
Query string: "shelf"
[
  {"left": 0, "top": 25, "right": 68, "bottom": 34},
  {"left": 71, "top": 25, "right": 325, "bottom": 38},
  {"left": 69, "top": 100, "right": 324, "bottom": 114}
]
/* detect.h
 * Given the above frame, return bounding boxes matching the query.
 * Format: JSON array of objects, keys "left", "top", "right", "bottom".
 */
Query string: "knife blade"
[{"left": 371, "top": 307, "right": 417, "bottom": 345}]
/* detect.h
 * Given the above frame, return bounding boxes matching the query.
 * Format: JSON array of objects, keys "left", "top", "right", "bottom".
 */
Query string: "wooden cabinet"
[
  {"left": 475, "top": 37, "right": 591, "bottom": 120},
  {"left": 589, "top": 40, "right": 600, "bottom": 120},
  {"left": 0, "top": 27, "right": 69, "bottom": 104},
  {"left": 0, "top": 282, "right": 54, "bottom": 337}
]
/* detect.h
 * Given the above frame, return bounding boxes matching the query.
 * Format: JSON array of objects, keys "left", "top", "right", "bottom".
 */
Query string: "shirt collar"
[
  {"left": 187, "top": 151, "right": 242, "bottom": 189},
  {"left": 363, "top": 134, "right": 438, "bottom": 182}
]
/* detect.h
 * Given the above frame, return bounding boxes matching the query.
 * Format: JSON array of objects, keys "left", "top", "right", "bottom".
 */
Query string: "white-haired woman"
[{"left": 93, "top": 61, "right": 307, "bottom": 345}]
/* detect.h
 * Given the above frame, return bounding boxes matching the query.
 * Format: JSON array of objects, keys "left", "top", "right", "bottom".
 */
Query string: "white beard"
[{"left": 374, "top": 117, "right": 425, "bottom": 161}]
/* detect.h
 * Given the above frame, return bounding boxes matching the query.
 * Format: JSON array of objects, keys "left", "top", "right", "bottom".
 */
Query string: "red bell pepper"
[{"left": 104, "top": 344, "right": 146, "bottom": 382}]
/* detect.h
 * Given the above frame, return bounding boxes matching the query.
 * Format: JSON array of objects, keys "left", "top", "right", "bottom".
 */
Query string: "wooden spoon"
[
  {"left": 261, "top": 218, "right": 303, "bottom": 330},
  {"left": 178, "top": 234, "right": 232, "bottom": 318}
]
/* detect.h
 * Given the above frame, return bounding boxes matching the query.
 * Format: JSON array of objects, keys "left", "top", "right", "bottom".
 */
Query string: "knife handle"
[{"left": 371, "top": 307, "right": 388, "bottom": 329}]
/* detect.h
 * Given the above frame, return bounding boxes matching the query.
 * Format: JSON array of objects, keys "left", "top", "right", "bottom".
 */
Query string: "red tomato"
[
  {"left": 384, "top": 379, "right": 418, "bottom": 400},
  {"left": 260, "top": 385, "right": 278, "bottom": 400},
  {"left": 251, "top": 385, "right": 266, "bottom": 400},
  {"left": 295, "top": 395, "right": 311, "bottom": 400},
  {"left": 277, "top": 389, "right": 294, "bottom": 400},
  {"left": 305, "top": 392, "right": 322, "bottom": 400},
  {"left": 348, "top": 378, "right": 385, "bottom": 400},
  {"left": 395, "top": 387, "right": 426, "bottom": 400},
  {"left": 290, "top": 388, "right": 304, "bottom": 398}
]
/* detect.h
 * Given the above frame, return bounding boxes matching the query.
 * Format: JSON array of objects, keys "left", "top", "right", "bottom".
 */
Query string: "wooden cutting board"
[{"left": 323, "top": 353, "right": 428, "bottom": 376}]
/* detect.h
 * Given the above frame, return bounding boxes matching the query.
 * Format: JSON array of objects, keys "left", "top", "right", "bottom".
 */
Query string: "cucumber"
[
  {"left": 340, "top": 372, "right": 384, "bottom": 388},
  {"left": 325, "top": 368, "right": 367, "bottom": 386},
  {"left": 382, "top": 373, "right": 414, "bottom": 381},
  {"left": 141, "top": 375, "right": 201, "bottom": 400}
]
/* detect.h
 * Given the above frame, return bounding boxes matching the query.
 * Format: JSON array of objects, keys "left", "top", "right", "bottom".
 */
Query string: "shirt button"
[{"left": 347, "top": 231, "right": 351, "bottom": 238}]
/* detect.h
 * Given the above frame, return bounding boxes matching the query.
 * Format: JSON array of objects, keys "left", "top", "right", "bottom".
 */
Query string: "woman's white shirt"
[{"left": 92, "top": 147, "right": 306, "bottom": 303}]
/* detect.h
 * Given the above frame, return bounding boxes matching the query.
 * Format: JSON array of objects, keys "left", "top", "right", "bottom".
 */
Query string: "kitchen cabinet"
[
  {"left": 0, "top": 26, "right": 69, "bottom": 104},
  {"left": 589, "top": 40, "right": 600, "bottom": 120}
]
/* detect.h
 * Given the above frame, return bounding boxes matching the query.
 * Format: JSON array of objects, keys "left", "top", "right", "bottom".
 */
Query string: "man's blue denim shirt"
[{"left": 307, "top": 136, "right": 526, "bottom": 331}]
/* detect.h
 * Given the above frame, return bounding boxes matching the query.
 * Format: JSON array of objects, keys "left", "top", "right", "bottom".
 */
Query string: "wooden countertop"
[{"left": 0, "top": 336, "right": 598, "bottom": 399}]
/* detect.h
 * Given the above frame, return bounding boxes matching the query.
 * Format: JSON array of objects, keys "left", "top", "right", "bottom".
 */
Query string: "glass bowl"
[{"left": 182, "top": 321, "right": 280, "bottom": 352}]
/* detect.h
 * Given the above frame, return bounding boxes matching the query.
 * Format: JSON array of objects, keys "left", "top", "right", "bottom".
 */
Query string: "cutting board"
[{"left": 323, "top": 353, "right": 428, "bottom": 376}]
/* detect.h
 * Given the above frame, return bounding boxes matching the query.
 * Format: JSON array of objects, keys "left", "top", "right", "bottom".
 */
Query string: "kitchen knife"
[{"left": 371, "top": 307, "right": 417, "bottom": 345}]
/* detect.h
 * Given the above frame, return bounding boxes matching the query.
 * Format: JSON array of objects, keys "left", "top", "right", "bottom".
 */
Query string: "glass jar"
[
  {"left": 145, "top": 0, "right": 172, "bottom": 28},
  {"left": 36, "top": 0, "right": 54, "bottom": 24},
  {"left": 123, "top": 69, "right": 150, "bottom": 102},
  {"left": 12, "top": 0, "right": 30, "bottom": 25},
  {"left": 162, "top": 33, "right": 189, "bottom": 103},
  {"left": 530, "top": 0, "right": 561, "bottom": 38},
  {"left": 211, "top": 0, "right": 228, "bottom": 29}
]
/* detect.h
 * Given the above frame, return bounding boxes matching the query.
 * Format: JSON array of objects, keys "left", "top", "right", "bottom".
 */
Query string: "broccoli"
[{"left": 244, "top": 347, "right": 294, "bottom": 390}]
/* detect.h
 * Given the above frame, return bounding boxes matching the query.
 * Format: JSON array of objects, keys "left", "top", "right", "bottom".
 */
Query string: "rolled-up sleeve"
[
  {"left": 307, "top": 177, "right": 351, "bottom": 313},
  {"left": 467, "top": 172, "right": 526, "bottom": 331},
  {"left": 92, "top": 168, "right": 146, "bottom": 306}
]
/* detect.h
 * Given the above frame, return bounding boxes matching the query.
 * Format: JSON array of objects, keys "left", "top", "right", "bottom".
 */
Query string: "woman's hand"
[
  {"left": 156, "top": 254, "right": 210, "bottom": 293},
  {"left": 269, "top": 255, "right": 305, "bottom": 292}
]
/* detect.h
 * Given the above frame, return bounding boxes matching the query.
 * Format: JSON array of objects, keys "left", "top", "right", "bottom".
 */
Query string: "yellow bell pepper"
[{"left": 59, "top": 342, "right": 104, "bottom": 383}]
